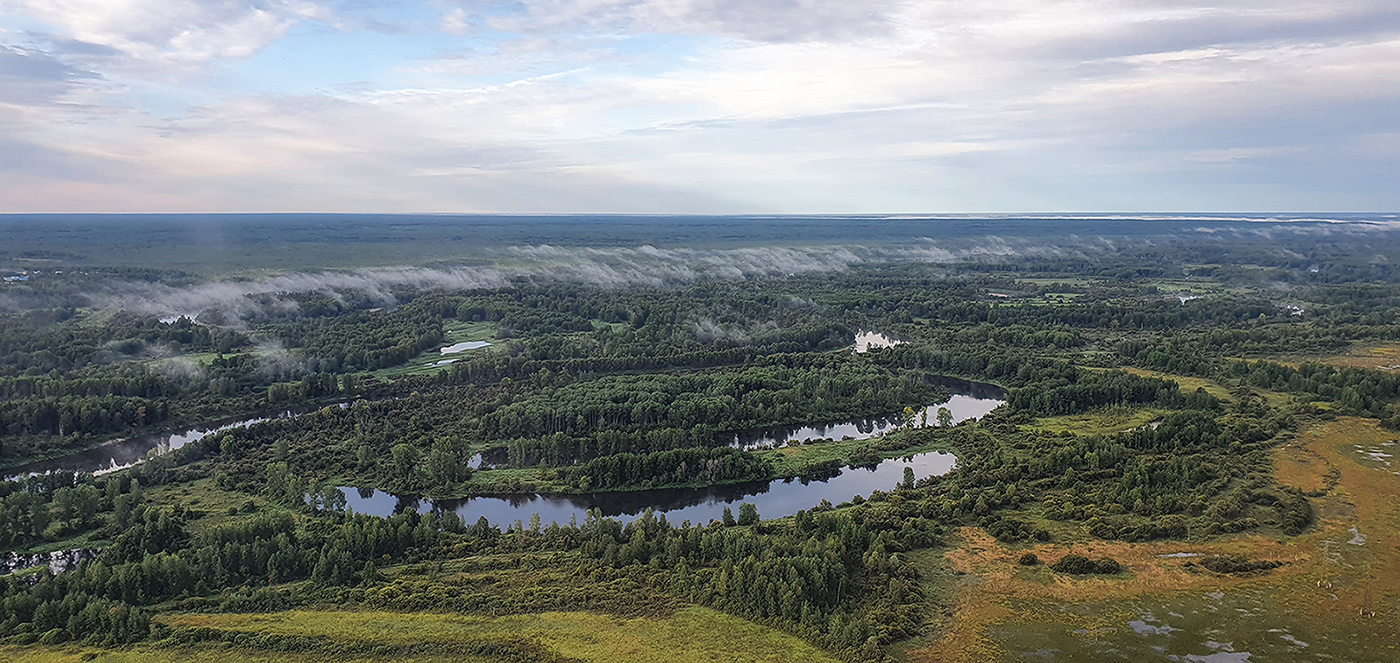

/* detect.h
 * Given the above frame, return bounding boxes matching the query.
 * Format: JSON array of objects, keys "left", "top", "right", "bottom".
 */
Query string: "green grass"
[
  {"left": 372, "top": 321, "right": 499, "bottom": 378},
  {"left": 0, "top": 606, "right": 843, "bottom": 663},
  {"left": 166, "top": 606, "right": 839, "bottom": 663},
  {"left": 1026, "top": 406, "right": 1166, "bottom": 436},
  {"left": 1118, "top": 367, "right": 1235, "bottom": 402},
  {"left": 146, "top": 479, "right": 292, "bottom": 535},
  {"left": 756, "top": 427, "right": 955, "bottom": 477},
  {"left": 757, "top": 437, "right": 870, "bottom": 475}
]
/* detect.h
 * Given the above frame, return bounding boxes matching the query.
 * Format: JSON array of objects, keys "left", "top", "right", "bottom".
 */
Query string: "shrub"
[
  {"left": 1017, "top": 552, "right": 1040, "bottom": 566},
  {"left": 1198, "top": 555, "right": 1283, "bottom": 574},
  {"left": 1050, "top": 554, "right": 1121, "bottom": 575},
  {"left": 38, "top": 628, "right": 71, "bottom": 645},
  {"left": 1094, "top": 557, "right": 1122, "bottom": 574},
  {"left": 1050, "top": 554, "right": 1096, "bottom": 574}
]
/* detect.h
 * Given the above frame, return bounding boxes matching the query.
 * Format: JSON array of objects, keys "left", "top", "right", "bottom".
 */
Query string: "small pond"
[
  {"left": 440, "top": 341, "right": 492, "bottom": 354},
  {"left": 854, "top": 330, "right": 903, "bottom": 353}
]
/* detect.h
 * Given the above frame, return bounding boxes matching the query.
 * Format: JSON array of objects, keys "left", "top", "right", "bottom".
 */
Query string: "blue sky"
[{"left": 1, "top": 0, "right": 1398, "bottom": 213}]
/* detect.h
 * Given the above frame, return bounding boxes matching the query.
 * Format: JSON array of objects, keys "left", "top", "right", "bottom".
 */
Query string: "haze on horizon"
[{"left": 1, "top": 0, "right": 1398, "bottom": 214}]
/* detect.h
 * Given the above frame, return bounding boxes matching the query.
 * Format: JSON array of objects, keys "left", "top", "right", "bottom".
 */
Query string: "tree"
[
  {"left": 391, "top": 444, "right": 419, "bottom": 484},
  {"left": 900, "top": 466, "right": 916, "bottom": 491},
  {"left": 937, "top": 407, "right": 954, "bottom": 428},
  {"left": 737, "top": 502, "right": 759, "bottom": 526},
  {"left": 722, "top": 506, "right": 736, "bottom": 526}
]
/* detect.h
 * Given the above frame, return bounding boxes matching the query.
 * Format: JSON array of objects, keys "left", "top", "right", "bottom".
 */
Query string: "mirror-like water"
[
  {"left": 440, "top": 341, "right": 491, "bottom": 354},
  {"left": 0, "top": 549, "right": 102, "bottom": 577},
  {"left": 1, "top": 403, "right": 348, "bottom": 482},
  {"left": 854, "top": 330, "right": 903, "bottom": 353},
  {"left": 337, "top": 450, "right": 956, "bottom": 527},
  {"left": 732, "top": 376, "right": 1005, "bottom": 450}
]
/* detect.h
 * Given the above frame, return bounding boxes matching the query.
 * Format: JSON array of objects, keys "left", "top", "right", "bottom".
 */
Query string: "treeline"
[
  {"left": 0, "top": 312, "right": 246, "bottom": 379},
  {"left": 480, "top": 360, "right": 938, "bottom": 440},
  {"left": 1227, "top": 360, "right": 1400, "bottom": 419},
  {"left": 0, "top": 505, "right": 457, "bottom": 646},
  {"left": 1007, "top": 368, "right": 1211, "bottom": 416},
  {"left": 0, "top": 472, "right": 150, "bottom": 551},
  {"left": 906, "top": 393, "right": 1302, "bottom": 547},
  {"left": 558, "top": 447, "right": 772, "bottom": 491},
  {"left": 0, "top": 395, "right": 170, "bottom": 441}
]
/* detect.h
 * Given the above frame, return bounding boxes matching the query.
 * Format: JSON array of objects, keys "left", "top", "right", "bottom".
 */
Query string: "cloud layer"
[{"left": 1, "top": 1, "right": 1397, "bottom": 212}]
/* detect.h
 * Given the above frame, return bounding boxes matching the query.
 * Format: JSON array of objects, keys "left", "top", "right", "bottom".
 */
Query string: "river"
[
  {"left": 3, "top": 374, "right": 1004, "bottom": 530},
  {"left": 336, "top": 448, "right": 957, "bottom": 527},
  {"left": 0, "top": 403, "right": 347, "bottom": 481}
]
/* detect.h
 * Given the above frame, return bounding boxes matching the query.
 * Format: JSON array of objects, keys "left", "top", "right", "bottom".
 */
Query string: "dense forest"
[{"left": 3, "top": 220, "right": 1400, "bottom": 661}]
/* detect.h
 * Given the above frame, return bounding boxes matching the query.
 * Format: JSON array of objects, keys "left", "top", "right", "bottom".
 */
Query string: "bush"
[
  {"left": 1050, "top": 554, "right": 1095, "bottom": 574},
  {"left": 38, "top": 628, "right": 71, "bottom": 645},
  {"left": 1050, "top": 554, "right": 1121, "bottom": 575},
  {"left": 1198, "top": 555, "right": 1283, "bottom": 574},
  {"left": 1017, "top": 552, "right": 1040, "bottom": 566}
]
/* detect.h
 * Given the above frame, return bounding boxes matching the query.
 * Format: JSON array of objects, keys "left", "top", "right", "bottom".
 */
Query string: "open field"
[
  {"left": 1025, "top": 405, "right": 1165, "bottom": 436},
  {"left": 0, "top": 606, "right": 838, "bottom": 663},
  {"left": 372, "top": 321, "right": 499, "bottom": 378},
  {"left": 1118, "top": 367, "right": 1235, "bottom": 401},
  {"left": 901, "top": 416, "right": 1400, "bottom": 663},
  {"left": 1297, "top": 342, "right": 1400, "bottom": 372}
]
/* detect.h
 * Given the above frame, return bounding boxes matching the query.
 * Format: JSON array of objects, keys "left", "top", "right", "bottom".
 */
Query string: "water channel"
[
  {"left": 0, "top": 403, "right": 347, "bottom": 481},
  {"left": 337, "top": 448, "right": 959, "bottom": 528},
  {"left": 2, "top": 367, "right": 1005, "bottom": 529}
]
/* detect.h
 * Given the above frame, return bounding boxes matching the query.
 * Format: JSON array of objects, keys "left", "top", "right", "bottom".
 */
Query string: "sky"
[{"left": 1, "top": 1, "right": 1398, "bottom": 214}]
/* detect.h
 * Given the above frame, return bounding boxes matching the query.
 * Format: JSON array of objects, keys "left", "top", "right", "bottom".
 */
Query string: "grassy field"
[
  {"left": 0, "top": 606, "right": 840, "bottom": 663},
  {"left": 1025, "top": 405, "right": 1165, "bottom": 436},
  {"left": 900, "top": 416, "right": 1400, "bottom": 663},
  {"left": 146, "top": 479, "right": 288, "bottom": 535},
  {"left": 1117, "top": 367, "right": 1235, "bottom": 401},
  {"left": 1288, "top": 342, "right": 1400, "bottom": 371},
  {"left": 372, "top": 321, "right": 498, "bottom": 378}
]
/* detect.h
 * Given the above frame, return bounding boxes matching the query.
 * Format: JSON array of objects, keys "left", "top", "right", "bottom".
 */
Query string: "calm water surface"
[
  {"left": 338, "top": 449, "right": 956, "bottom": 527},
  {"left": 1, "top": 403, "right": 347, "bottom": 481}
]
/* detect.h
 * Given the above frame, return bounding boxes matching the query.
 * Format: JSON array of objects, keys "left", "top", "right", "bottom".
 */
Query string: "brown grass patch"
[
  {"left": 1273, "top": 440, "right": 1332, "bottom": 493},
  {"left": 1307, "top": 342, "right": 1400, "bottom": 371},
  {"left": 904, "top": 417, "right": 1400, "bottom": 662}
]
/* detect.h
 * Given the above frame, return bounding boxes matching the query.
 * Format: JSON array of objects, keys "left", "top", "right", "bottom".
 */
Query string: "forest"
[{"left": 2, "top": 216, "right": 1400, "bottom": 662}]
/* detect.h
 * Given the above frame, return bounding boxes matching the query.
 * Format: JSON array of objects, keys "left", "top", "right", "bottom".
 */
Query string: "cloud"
[
  {"left": 460, "top": 0, "right": 903, "bottom": 44},
  {"left": 6, "top": 0, "right": 327, "bottom": 68},
  {"left": 79, "top": 239, "right": 1092, "bottom": 320},
  {"left": 1, "top": 0, "right": 1398, "bottom": 212},
  {"left": 91, "top": 265, "right": 513, "bottom": 320}
]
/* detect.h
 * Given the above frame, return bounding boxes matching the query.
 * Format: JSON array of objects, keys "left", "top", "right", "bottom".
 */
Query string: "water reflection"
[
  {"left": 2, "top": 402, "right": 349, "bottom": 482},
  {"left": 732, "top": 377, "right": 1005, "bottom": 450},
  {"left": 440, "top": 341, "right": 491, "bottom": 354},
  {"left": 0, "top": 548, "right": 102, "bottom": 577},
  {"left": 853, "top": 330, "right": 903, "bottom": 353},
  {"left": 337, "top": 449, "right": 956, "bottom": 527}
]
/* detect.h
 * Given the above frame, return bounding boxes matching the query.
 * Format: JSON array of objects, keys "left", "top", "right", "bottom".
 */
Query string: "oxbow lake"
[
  {"left": 336, "top": 449, "right": 958, "bottom": 528},
  {"left": 0, "top": 403, "right": 347, "bottom": 481},
  {"left": 344, "top": 377, "right": 1005, "bottom": 527},
  {"left": 4, "top": 374, "right": 1005, "bottom": 529}
]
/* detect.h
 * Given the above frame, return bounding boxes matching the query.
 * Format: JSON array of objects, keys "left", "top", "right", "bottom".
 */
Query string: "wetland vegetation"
[{"left": 2, "top": 214, "right": 1399, "bottom": 662}]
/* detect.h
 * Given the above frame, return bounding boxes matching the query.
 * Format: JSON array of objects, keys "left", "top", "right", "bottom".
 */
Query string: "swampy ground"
[{"left": 903, "top": 415, "right": 1399, "bottom": 663}]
